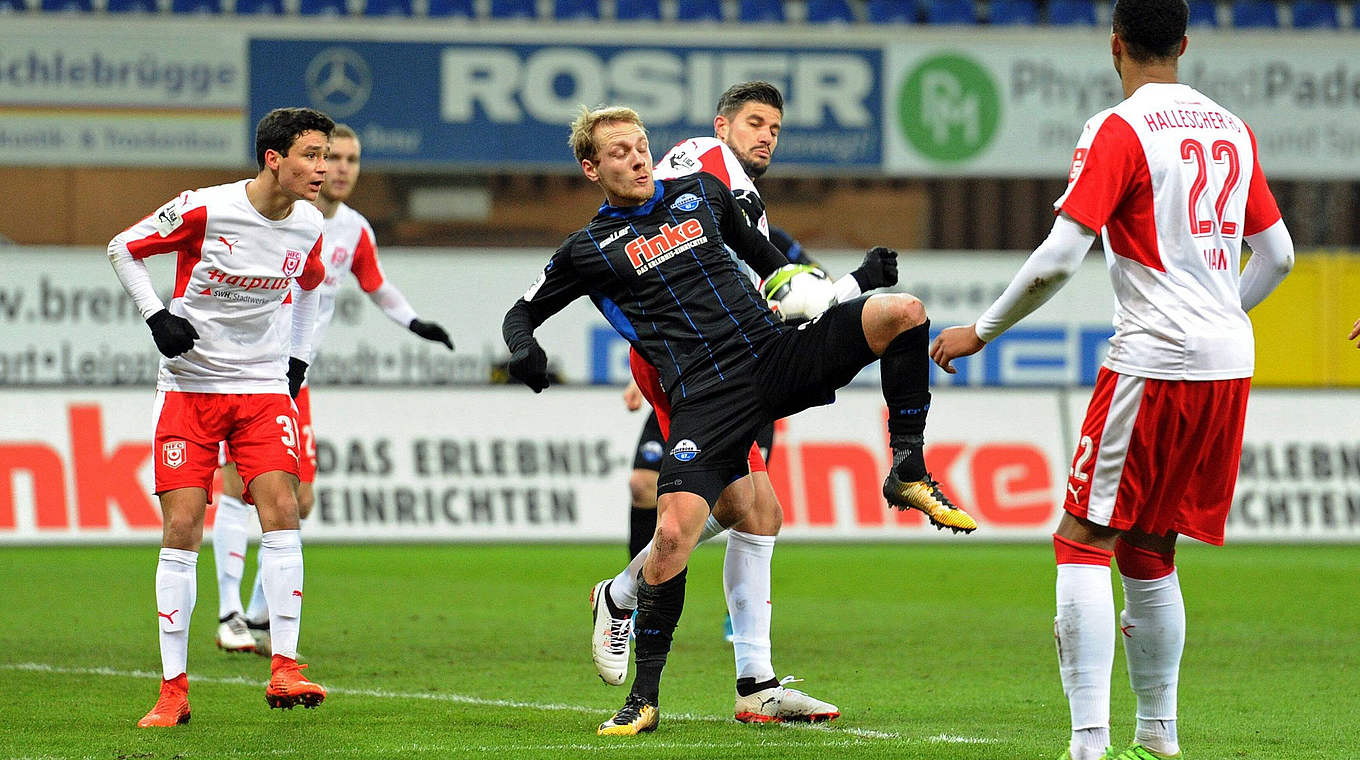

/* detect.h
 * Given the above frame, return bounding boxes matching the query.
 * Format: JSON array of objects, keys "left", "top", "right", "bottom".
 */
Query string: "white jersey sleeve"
[{"left": 655, "top": 137, "right": 768, "bottom": 239}]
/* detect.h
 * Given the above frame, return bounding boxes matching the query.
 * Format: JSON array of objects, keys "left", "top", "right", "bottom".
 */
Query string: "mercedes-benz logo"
[{"left": 304, "top": 47, "right": 372, "bottom": 118}]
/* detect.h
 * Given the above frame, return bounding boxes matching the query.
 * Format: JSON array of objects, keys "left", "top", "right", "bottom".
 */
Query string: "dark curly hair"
[{"left": 254, "top": 107, "right": 335, "bottom": 170}]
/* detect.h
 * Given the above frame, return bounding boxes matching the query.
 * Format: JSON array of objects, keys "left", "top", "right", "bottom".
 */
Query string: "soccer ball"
[{"left": 762, "top": 264, "right": 838, "bottom": 322}]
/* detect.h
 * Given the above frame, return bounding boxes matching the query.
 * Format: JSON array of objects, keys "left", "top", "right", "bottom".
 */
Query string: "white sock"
[
  {"left": 1122, "top": 571, "right": 1184, "bottom": 757},
  {"left": 259, "top": 530, "right": 303, "bottom": 659},
  {"left": 155, "top": 548, "right": 197, "bottom": 681},
  {"left": 724, "top": 529, "right": 776, "bottom": 683},
  {"left": 1056, "top": 563, "right": 1114, "bottom": 757},
  {"left": 212, "top": 495, "right": 251, "bottom": 619},
  {"left": 612, "top": 514, "right": 724, "bottom": 611},
  {"left": 245, "top": 567, "right": 268, "bottom": 625}
]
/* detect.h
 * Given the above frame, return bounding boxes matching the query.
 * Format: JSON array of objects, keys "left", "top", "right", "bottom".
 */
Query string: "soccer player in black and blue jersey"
[{"left": 502, "top": 105, "right": 975, "bottom": 736}]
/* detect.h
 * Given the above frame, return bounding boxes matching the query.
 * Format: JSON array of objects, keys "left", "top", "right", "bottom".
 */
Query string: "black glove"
[
  {"left": 851, "top": 246, "right": 899, "bottom": 291},
  {"left": 287, "top": 357, "right": 308, "bottom": 399},
  {"left": 507, "top": 340, "right": 550, "bottom": 393},
  {"left": 409, "top": 318, "right": 454, "bottom": 350},
  {"left": 145, "top": 309, "right": 198, "bottom": 358}
]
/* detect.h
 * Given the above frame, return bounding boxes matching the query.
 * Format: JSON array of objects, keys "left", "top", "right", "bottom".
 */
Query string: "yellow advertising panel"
[{"left": 1250, "top": 251, "right": 1360, "bottom": 387}]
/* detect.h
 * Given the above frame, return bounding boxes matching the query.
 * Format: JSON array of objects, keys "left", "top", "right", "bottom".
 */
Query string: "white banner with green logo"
[{"left": 884, "top": 30, "right": 1360, "bottom": 179}]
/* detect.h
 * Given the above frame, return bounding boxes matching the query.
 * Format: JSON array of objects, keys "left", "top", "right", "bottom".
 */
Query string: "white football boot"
[
  {"left": 215, "top": 612, "right": 256, "bottom": 653},
  {"left": 734, "top": 676, "right": 840, "bottom": 723},
  {"left": 590, "top": 580, "right": 633, "bottom": 686}
]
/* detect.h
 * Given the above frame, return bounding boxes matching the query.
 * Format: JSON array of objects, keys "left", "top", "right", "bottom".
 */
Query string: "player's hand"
[
  {"left": 145, "top": 309, "right": 198, "bottom": 358},
  {"left": 287, "top": 357, "right": 308, "bottom": 399},
  {"left": 409, "top": 318, "right": 454, "bottom": 351},
  {"left": 508, "top": 340, "right": 551, "bottom": 393},
  {"left": 622, "top": 380, "right": 644, "bottom": 411},
  {"left": 929, "top": 325, "right": 987, "bottom": 374},
  {"left": 1350, "top": 317, "right": 1360, "bottom": 348},
  {"left": 852, "top": 246, "right": 899, "bottom": 291}
]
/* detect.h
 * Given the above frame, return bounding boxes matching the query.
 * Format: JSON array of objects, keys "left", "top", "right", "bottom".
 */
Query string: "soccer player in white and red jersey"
[
  {"left": 930, "top": 2, "right": 1294, "bottom": 758},
  {"left": 210, "top": 123, "right": 454, "bottom": 656},
  {"left": 109, "top": 107, "right": 335, "bottom": 727},
  {"left": 587, "top": 81, "right": 925, "bottom": 726}
]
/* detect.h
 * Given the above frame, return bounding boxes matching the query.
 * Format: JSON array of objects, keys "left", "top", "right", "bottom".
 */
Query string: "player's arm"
[
  {"left": 107, "top": 191, "right": 206, "bottom": 358},
  {"left": 1349, "top": 317, "right": 1360, "bottom": 349},
  {"left": 709, "top": 177, "right": 785, "bottom": 278},
  {"left": 1237, "top": 127, "right": 1293, "bottom": 313},
  {"left": 288, "top": 233, "right": 327, "bottom": 397},
  {"left": 930, "top": 213, "right": 1096, "bottom": 373},
  {"left": 767, "top": 225, "right": 898, "bottom": 301},
  {"left": 501, "top": 241, "right": 587, "bottom": 392},
  {"left": 350, "top": 224, "right": 454, "bottom": 350}
]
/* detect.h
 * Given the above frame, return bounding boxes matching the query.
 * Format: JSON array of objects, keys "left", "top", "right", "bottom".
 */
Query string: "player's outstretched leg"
[
  {"left": 590, "top": 579, "right": 633, "bottom": 686},
  {"left": 872, "top": 299, "right": 976, "bottom": 533},
  {"left": 138, "top": 673, "right": 191, "bottom": 727}
]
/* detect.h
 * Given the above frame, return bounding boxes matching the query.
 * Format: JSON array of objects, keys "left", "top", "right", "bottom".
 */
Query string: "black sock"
[
  {"left": 628, "top": 507, "right": 657, "bottom": 560},
  {"left": 881, "top": 321, "right": 931, "bottom": 481},
  {"left": 630, "top": 568, "right": 687, "bottom": 706},
  {"left": 736, "top": 676, "right": 780, "bottom": 697}
]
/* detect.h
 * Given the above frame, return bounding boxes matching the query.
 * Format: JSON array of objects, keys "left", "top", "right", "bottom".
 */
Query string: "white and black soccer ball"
[{"left": 761, "top": 264, "right": 838, "bottom": 322}]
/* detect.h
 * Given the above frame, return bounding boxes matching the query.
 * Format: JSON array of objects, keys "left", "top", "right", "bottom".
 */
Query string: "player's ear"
[
  {"left": 714, "top": 114, "right": 730, "bottom": 141},
  {"left": 1177, "top": 35, "right": 1188, "bottom": 57},
  {"left": 581, "top": 158, "right": 599, "bottom": 183},
  {"left": 264, "top": 148, "right": 283, "bottom": 171}
]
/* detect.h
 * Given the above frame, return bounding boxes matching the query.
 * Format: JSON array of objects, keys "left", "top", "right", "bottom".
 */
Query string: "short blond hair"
[
  {"left": 569, "top": 105, "right": 646, "bottom": 163},
  {"left": 331, "top": 123, "right": 359, "bottom": 142}
]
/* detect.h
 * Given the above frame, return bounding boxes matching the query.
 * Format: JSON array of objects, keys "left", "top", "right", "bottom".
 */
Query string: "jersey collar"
[{"left": 597, "top": 180, "right": 665, "bottom": 219}]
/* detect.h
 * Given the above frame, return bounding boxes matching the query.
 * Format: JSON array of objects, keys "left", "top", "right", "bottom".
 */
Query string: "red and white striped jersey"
[
  {"left": 109, "top": 179, "right": 325, "bottom": 394},
  {"left": 312, "top": 202, "right": 416, "bottom": 349},
  {"left": 1058, "top": 82, "right": 1281, "bottom": 380},
  {"left": 654, "top": 137, "right": 768, "bottom": 238}
]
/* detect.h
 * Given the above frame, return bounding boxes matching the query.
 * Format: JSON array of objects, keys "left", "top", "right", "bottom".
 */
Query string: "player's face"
[
  {"left": 583, "top": 122, "right": 654, "bottom": 206},
  {"left": 275, "top": 130, "right": 329, "bottom": 202},
  {"left": 322, "top": 136, "right": 361, "bottom": 203},
  {"left": 715, "top": 102, "right": 781, "bottom": 180}
]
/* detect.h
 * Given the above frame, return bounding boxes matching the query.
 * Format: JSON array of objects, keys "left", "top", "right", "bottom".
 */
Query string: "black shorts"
[
  {"left": 631, "top": 410, "right": 667, "bottom": 472},
  {"left": 656, "top": 296, "right": 877, "bottom": 505}
]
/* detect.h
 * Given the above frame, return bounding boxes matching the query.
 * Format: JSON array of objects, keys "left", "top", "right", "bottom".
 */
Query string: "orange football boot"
[
  {"left": 137, "top": 673, "right": 190, "bottom": 727},
  {"left": 265, "top": 654, "right": 326, "bottom": 709}
]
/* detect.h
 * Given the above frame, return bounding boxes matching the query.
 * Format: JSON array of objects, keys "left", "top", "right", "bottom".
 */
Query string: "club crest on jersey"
[
  {"left": 282, "top": 249, "right": 303, "bottom": 276},
  {"left": 671, "top": 439, "right": 701, "bottom": 462},
  {"left": 640, "top": 440, "right": 664, "bottom": 463},
  {"left": 625, "top": 219, "right": 707, "bottom": 274},
  {"left": 671, "top": 193, "right": 701, "bottom": 212},
  {"left": 162, "top": 440, "right": 186, "bottom": 469}
]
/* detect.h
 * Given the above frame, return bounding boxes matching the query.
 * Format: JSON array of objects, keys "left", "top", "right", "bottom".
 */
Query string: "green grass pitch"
[{"left": 0, "top": 542, "right": 1355, "bottom": 759}]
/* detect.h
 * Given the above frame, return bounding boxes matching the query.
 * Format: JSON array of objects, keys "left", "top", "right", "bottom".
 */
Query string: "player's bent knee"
[{"left": 628, "top": 470, "right": 660, "bottom": 510}]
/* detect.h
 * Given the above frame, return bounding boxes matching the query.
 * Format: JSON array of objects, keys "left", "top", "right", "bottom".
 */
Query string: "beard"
[{"left": 738, "top": 154, "right": 769, "bottom": 180}]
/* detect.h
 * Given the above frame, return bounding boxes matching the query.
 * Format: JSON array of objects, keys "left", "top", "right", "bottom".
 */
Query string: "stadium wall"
[{"left": 2, "top": 248, "right": 1357, "bottom": 545}]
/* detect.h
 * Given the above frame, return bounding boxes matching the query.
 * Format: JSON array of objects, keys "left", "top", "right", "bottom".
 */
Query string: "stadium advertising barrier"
[
  {"left": 883, "top": 33, "right": 1360, "bottom": 179},
  {"left": 2, "top": 387, "right": 1357, "bottom": 544},
  {"left": 0, "top": 19, "right": 245, "bottom": 167},
  {"left": 246, "top": 38, "right": 882, "bottom": 171},
  {"left": 8, "top": 247, "right": 1340, "bottom": 390}
]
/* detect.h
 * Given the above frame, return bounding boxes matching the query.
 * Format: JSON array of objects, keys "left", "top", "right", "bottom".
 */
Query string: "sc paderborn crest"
[
  {"left": 162, "top": 440, "right": 186, "bottom": 469},
  {"left": 282, "top": 249, "right": 303, "bottom": 276}
]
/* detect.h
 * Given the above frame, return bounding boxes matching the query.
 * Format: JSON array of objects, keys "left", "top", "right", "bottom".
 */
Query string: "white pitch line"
[{"left": 3, "top": 662, "right": 931, "bottom": 744}]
